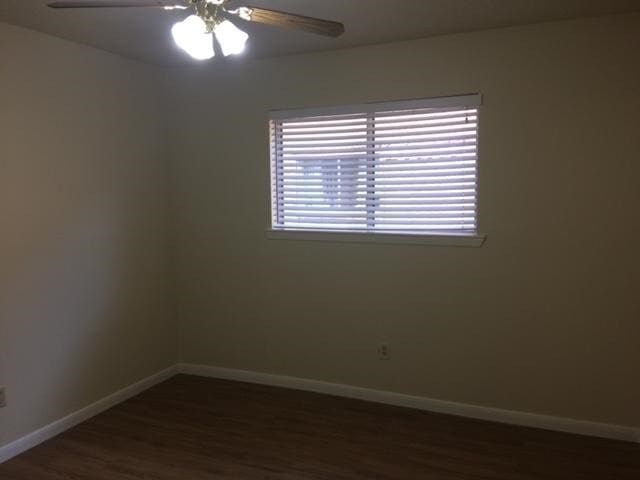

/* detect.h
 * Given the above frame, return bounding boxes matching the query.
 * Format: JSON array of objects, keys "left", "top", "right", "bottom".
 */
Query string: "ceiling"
[{"left": 1, "top": 0, "right": 639, "bottom": 66}]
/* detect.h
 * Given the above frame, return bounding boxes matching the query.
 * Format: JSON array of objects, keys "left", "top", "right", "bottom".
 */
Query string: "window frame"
[{"left": 267, "top": 94, "right": 486, "bottom": 247}]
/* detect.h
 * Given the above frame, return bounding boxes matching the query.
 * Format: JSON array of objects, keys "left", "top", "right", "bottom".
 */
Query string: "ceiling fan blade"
[
  {"left": 235, "top": 6, "right": 344, "bottom": 37},
  {"left": 48, "top": 1, "right": 188, "bottom": 8}
]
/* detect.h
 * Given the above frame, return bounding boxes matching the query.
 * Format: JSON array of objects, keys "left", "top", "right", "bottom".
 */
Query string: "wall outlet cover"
[{"left": 378, "top": 343, "right": 390, "bottom": 360}]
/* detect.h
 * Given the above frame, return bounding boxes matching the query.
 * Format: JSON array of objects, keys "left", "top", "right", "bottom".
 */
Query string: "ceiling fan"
[{"left": 48, "top": 0, "right": 345, "bottom": 60}]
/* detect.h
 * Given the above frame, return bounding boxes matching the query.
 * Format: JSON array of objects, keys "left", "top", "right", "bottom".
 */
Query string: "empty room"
[{"left": 1, "top": 1, "right": 639, "bottom": 478}]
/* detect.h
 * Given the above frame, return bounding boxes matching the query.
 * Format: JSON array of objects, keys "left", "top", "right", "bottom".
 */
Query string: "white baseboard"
[
  {"left": 180, "top": 363, "right": 640, "bottom": 444},
  {"left": 0, "top": 365, "right": 180, "bottom": 464},
  {"left": 2, "top": 362, "right": 637, "bottom": 465}
]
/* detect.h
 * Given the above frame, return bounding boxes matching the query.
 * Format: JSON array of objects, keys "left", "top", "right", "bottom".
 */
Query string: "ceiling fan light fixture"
[
  {"left": 171, "top": 14, "right": 214, "bottom": 60},
  {"left": 214, "top": 20, "right": 248, "bottom": 57},
  {"left": 48, "top": 1, "right": 345, "bottom": 61}
]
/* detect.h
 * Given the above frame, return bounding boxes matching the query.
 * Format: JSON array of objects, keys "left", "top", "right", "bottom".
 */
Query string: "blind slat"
[
  {"left": 277, "top": 168, "right": 476, "bottom": 178},
  {"left": 277, "top": 191, "right": 476, "bottom": 200},
  {"left": 278, "top": 132, "right": 476, "bottom": 147},
  {"left": 279, "top": 186, "right": 475, "bottom": 195},
  {"left": 281, "top": 217, "right": 475, "bottom": 225},
  {"left": 277, "top": 201, "right": 475, "bottom": 208},
  {"left": 279, "top": 158, "right": 477, "bottom": 169},
  {"left": 280, "top": 125, "right": 477, "bottom": 141},
  {"left": 282, "top": 116, "right": 477, "bottom": 134},
  {"left": 281, "top": 155, "right": 476, "bottom": 164},
  {"left": 282, "top": 211, "right": 475, "bottom": 219}
]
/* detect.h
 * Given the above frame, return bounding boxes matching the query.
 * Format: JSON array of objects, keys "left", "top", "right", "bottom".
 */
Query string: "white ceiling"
[{"left": 1, "top": 0, "right": 639, "bottom": 66}]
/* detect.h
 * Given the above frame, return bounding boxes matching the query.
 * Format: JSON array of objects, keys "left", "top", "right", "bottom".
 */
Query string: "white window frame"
[{"left": 267, "top": 94, "right": 486, "bottom": 247}]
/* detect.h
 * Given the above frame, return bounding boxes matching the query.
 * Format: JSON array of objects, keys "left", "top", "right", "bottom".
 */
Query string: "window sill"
[{"left": 266, "top": 229, "right": 486, "bottom": 247}]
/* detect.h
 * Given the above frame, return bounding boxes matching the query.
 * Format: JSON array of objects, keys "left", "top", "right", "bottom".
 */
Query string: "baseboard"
[
  {"left": 2, "top": 362, "right": 637, "bottom": 465},
  {"left": 0, "top": 365, "right": 180, "bottom": 464},
  {"left": 180, "top": 363, "right": 640, "bottom": 444}
]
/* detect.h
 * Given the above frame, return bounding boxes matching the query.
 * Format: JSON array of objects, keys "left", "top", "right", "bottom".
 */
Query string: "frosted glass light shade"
[
  {"left": 214, "top": 20, "right": 248, "bottom": 56},
  {"left": 171, "top": 15, "right": 214, "bottom": 60}
]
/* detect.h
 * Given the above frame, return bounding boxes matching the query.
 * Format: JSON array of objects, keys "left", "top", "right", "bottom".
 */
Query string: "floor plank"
[{"left": 1, "top": 374, "right": 638, "bottom": 479}]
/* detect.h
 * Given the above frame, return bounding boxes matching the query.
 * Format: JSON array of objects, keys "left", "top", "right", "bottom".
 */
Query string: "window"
[{"left": 269, "top": 94, "right": 484, "bottom": 246}]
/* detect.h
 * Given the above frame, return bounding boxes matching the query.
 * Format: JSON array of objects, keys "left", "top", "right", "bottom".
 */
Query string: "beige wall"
[
  {"left": 0, "top": 22, "right": 175, "bottom": 446},
  {"left": 167, "top": 13, "right": 640, "bottom": 428},
  {"left": 1, "top": 11, "right": 638, "bottom": 450}
]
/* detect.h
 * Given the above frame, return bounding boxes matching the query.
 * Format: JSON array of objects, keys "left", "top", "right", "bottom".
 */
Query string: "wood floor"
[{"left": 1, "top": 375, "right": 638, "bottom": 479}]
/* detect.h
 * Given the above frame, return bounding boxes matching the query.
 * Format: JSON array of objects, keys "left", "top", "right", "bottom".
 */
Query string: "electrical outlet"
[
  {"left": 0, "top": 387, "right": 5, "bottom": 408},
  {"left": 378, "top": 343, "right": 390, "bottom": 360}
]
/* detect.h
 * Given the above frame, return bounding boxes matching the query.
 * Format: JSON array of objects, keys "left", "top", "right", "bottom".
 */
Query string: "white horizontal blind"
[{"left": 270, "top": 95, "right": 480, "bottom": 235}]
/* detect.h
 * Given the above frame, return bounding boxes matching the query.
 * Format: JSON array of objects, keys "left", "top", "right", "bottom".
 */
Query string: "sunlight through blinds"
[{"left": 270, "top": 94, "right": 480, "bottom": 235}]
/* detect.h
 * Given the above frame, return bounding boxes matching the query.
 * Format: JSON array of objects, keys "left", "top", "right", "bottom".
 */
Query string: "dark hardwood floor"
[{"left": 1, "top": 374, "right": 638, "bottom": 479}]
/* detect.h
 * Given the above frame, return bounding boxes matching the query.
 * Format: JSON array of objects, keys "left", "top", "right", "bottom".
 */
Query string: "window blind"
[{"left": 270, "top": 94, "right": 480, "bottom": 235}]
